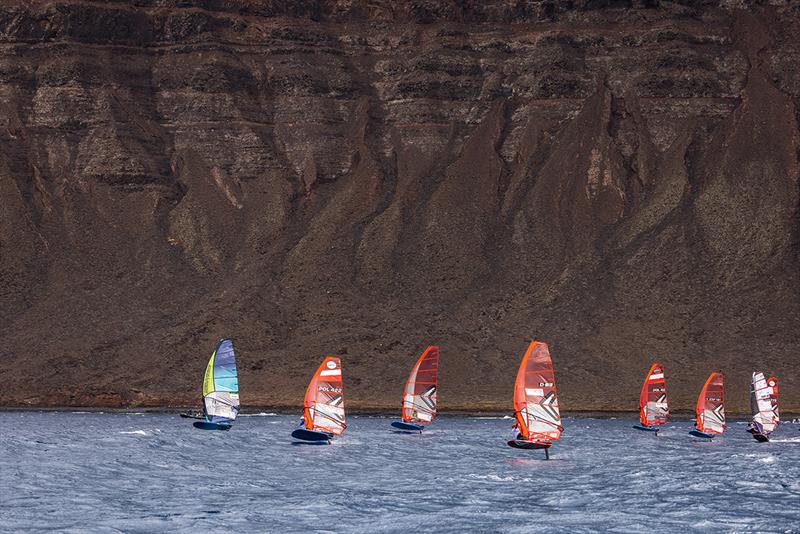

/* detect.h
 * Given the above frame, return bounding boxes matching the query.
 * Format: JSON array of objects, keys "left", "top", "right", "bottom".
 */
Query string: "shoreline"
[{"left": 2, "top": 406, "right": 797, "bottom": 418}]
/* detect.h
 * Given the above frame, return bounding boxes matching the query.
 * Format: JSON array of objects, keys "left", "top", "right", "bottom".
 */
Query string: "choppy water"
[{"left": 2, "top": 412, "right": 799, "bottom": 533}]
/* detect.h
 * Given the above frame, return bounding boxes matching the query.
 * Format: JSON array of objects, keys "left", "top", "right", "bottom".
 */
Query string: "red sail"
[
  {"left": 512, "top": 341, "right": 562, "bottom": 443},
  {"left": 639, "top": 363, "right": 668, "bottom": 427},
  {"left": 402, "top": 345, "right": 439, "bottom": 424},
  {"left": 696, "top": 371, "right": 725, "bottom": 435},
  {"left": 303, "top": 356, "right": 346, "bottom": 436}
]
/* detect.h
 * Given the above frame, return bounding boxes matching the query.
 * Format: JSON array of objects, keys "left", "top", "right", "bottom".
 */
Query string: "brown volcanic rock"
[{"left": 1, "top": 1, "right": 799, "bottom": 412}]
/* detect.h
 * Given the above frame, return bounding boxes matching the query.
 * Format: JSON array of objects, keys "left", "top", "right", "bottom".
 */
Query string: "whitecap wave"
[{"left": 770, "top": 437, "right": 800, "bottom": 443}]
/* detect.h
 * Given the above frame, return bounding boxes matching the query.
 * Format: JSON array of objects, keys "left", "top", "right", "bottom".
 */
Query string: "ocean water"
[{"left": 1, "top": 413, "right": 799, "bottom": 533}]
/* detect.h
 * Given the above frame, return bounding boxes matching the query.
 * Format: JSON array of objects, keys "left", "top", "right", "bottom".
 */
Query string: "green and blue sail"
[{"left": 202, "top": 339, "right": 240, "bottom": 425}]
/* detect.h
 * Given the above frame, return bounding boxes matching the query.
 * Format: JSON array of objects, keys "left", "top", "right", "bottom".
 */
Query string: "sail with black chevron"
[
  {"left": 507, "top": 341, "right": 563, "bottom": 456},
  {"left": 633, "top": 362, "right": 669, "bottom": 434},
  {"left": 391, "top": 345, "right": 439, "bottom": 433},
  {"left": 291, "top": 356, "right": 347, "bottom": 443},
  {"left": 689, "top": 371, "right": 725, "bottom": 440}
]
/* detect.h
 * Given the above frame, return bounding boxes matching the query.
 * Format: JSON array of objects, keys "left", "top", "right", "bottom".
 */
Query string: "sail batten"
[
  {"left": 201, "top": 339, "right": 240, "bottom": 425},
  {"left": 402, "top": 346, "right": 439, "bottom": 424},
  {"left": 303, "top": 356, "right": 346, "bottom": 436},
  {"left": 639, "top": 362, "right": 669, "bottom": 427},
  {"left": 695, "top": 371, "right": 725, "bottom": 435},
  {"left": 513, "top": 341, "right": 562, "bottom": 443}
]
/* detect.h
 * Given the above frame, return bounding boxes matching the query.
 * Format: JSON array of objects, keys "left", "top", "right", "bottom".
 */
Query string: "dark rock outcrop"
[{"left": 1, "top": 0, "right": 798, "bottom": 412}]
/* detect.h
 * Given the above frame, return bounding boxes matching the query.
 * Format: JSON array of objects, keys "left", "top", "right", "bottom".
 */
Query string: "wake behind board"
[
  {"left": 391, "top": 421, "right": 424, "bottom": 433},
  {"left": 633, "top": 424, "right": 660, "bottom": 433},
  {"left": 193, "top": 421, "right": 231, "bottom": 431},
  {"left": 292, "top": 428, "right": 333, "bottom": 443},
  {"left": 689, "top": 429, "right": 716, "bottom": 439}
]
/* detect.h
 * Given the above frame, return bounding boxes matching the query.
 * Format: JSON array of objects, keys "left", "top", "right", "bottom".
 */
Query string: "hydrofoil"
[{"left": 507, "top": 439, "right": 552, "bottom": 459}]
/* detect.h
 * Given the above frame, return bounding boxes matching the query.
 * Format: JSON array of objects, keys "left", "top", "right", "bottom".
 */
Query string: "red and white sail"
[
  {"left": 695, "top": 371, "right": 725, "bottom": 435},
  {"left": 402, "top": 345, "right": 439, "bottom": 424},
  {"left": 513, "top": 341, "right": 562, "bottom": 443},
  {"left": 303, "top": 356, "right": 346, "bottom": 436},
  {"left": 750, "top": 372, "right": 779, "bottom": 435},
  {"left": 639, "top": 362, "right": 668, "bottom": 427}
]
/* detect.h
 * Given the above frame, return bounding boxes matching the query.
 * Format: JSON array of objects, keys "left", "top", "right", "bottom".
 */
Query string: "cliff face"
[{"left": 1, "top": 0, "right": 799, "bottom": 412}]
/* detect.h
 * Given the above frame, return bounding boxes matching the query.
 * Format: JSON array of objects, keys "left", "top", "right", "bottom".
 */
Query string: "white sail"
[
  {"left": 204, "top": 391, "right": 240, "bottom": 421},
  {"left": 750, "top": 372, "right": 779, "bottom": 435}
]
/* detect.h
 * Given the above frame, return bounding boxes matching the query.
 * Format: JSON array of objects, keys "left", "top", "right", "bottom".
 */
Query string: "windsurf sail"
[
  {"left": 695, "top": 371, "right": 725, "bottom": 435},
  {"left": 201, "top": 339, "right": 240, "bottom": 425},
  {"left": 639, "top": 362, "right": 669, "bottom": 427},
  {"left": 513, "top": 341, "right": 562, "bottom": 443},
  {"left": 749, "top": 372, "right": 779, "bottom": 435},
  {"left": 402, "top": 345, "right": 439, "bottom": 425},
  {"left": 303, "top": 356, "right": 346, "bottom": 436}
]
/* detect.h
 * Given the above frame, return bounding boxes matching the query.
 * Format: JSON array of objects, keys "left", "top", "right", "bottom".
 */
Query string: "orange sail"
[
  {"left": 639, "top": 363, "right": 668, "bottom": 427},
  {"left": 402, "top": 345, "right": 439, "bottom": 425},
  {"left": 695, "top": 371, "right": 725, "bottom": 435},
  {"left": 513, "top": 341, "right": 562, "bottom": 443},
  {"left": 303, "top": 356, "right": 346, "bottom": 436}
]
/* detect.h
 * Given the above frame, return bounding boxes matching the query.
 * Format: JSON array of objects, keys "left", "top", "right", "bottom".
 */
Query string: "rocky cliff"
[{"left": 1, "top": 0, "right": 799, "bottom": 412}]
